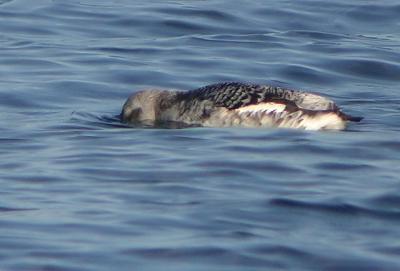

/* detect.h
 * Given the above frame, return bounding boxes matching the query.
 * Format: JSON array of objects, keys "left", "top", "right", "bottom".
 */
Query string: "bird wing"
[{"left": 187, "top": 82, "right": 337, "bottom": 111}]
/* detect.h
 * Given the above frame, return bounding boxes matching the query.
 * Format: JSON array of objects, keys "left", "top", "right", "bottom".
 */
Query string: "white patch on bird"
[
  {"left": 235, "top": 102, "right": 287, "bottom": 115},
  {"left": 296, "top": 112, "right": 345, "bottom": 131}
]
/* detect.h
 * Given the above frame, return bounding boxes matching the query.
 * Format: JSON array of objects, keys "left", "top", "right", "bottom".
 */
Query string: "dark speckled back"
[{"left": 183, "top": 82, "right": 336, "bottom": 111}]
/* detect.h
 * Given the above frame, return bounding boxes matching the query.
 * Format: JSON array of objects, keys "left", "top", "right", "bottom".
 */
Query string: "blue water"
[{"left": 1, "top": 0, "right": 400, "bottom": 270}]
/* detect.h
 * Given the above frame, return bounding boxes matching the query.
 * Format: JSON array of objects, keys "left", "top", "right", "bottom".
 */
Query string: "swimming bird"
[{"left": 121, "top": 82, "right": 362, "bottom": 130}]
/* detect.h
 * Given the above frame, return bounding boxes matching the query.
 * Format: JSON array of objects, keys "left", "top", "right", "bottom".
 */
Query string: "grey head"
[{"left": 121, "top": 90, "right": 179, "bottom": 123}]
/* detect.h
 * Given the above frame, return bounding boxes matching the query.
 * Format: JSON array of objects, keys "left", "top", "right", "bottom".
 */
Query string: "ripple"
[
  {"left": 345, "top": 4, "right": 400, "bottom": 23},
  {"left": 329, "top": 58, "right": 400, "bottom": 81},
  {"left": 286, "top": 30, "right": 348, "bottom": 40},
  {"left": 0, "top": 93, "right": 39, "bottom": 108},
  {"left": 153, "top": 7, "right": 239, "bottom": 23},
  {"left": 251, "top": 245, "right": 313, "bottom": 259},
  {"left": 270, "top": 198, "right": 400, "bottom": 220},
  {"left": 0, "top": 0, "right": 13, "bottom": 6},
  {"left": 123, "top": 246, "right": 228, "bottom": 258},
  {"left": 121, "top": 247, "right": 282, "bottom": 267},
  {"left": 279, "top": 64, "right": 335, "bottom": 84},
  {"left": 194, "top": 160, "right": 305, "bottom": 175},
  {"left": 370, "top": 194, "right": 400, "bottom": 210},
  {"left": 162, "top": 19, "right": 212, "bottom": 33},
  {"left": 0, "top": 206, "right": 37, "bottom": 212},
  {"left": 314, "top": 162, "right": 375, "bottom": 171},
  {"left": 90, "top": 46, "right": 160, "bottom": 55}
]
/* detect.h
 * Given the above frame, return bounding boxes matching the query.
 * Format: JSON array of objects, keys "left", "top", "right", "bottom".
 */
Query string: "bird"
[{"left": 121, "top": 82, "right": 362, "bottom": 130}]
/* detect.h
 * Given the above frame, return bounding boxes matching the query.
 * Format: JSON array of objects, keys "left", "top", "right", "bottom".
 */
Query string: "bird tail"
[{"left": 338, "top": 111, "right": 363, "bottom": 122}]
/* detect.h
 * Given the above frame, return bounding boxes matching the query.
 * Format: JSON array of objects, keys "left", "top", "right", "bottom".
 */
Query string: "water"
[{"left": 1, "top": 0, "right": 400, "bottom": 270}]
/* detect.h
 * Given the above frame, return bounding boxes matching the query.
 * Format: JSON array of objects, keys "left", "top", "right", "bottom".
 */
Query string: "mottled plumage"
[
  {"left": 184, "top": 82, "right": 336, "bottom": 111},
  {"left": 121, "top": 82, "right": 362, "bottom": 130}
]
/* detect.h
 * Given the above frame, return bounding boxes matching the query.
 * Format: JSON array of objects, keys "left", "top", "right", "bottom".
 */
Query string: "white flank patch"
[
  {"left": 300, "top": 113, "right": 345, "bottom": 131},
  {"left": 235, "top": 102, "right": 286, "bottom": 115},
  {"left": 234, "top": 102, "right": 346, "bottom": 130}
]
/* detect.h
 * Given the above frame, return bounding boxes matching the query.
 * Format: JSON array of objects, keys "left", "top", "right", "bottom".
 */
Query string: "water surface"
[{"left": 1, "top": 0, "right": 400, "bottom": 270}]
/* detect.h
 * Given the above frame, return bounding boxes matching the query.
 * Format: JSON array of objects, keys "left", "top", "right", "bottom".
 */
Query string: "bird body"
[{"left": 121, "top": 82, "right": 361, "bottom": 130}]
